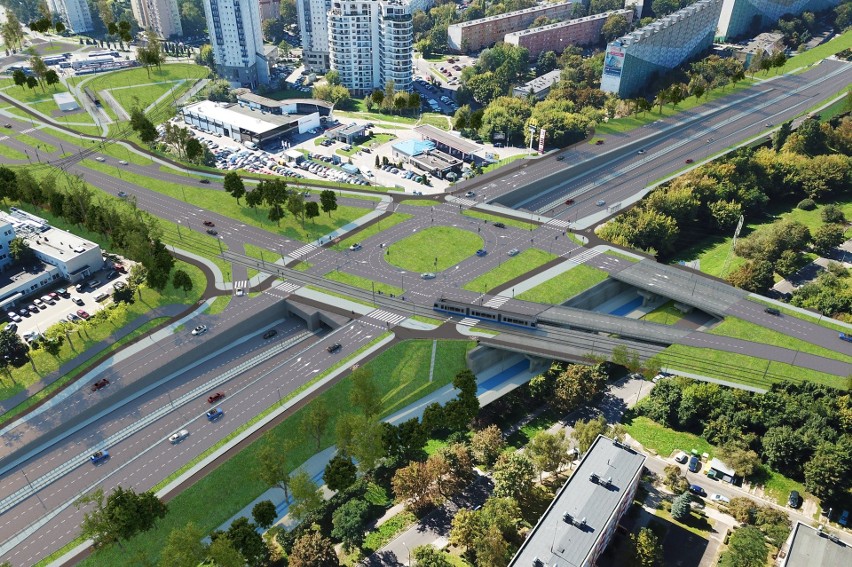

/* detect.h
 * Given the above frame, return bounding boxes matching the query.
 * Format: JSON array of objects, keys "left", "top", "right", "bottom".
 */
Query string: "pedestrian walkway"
[
  {"left": 288, "top": 243, "right": 318, "bottom": 260},
  {"left": 564, "top": 247, "right": 601, "bottom": 264},
  {"left": 482, "top": 296, "right": 510, "bottom": 309},
  {"left": 365, "top": 309, "right": 407, "bottom": 326},
  {"left": 457, "top": 317, "right": 479, "bottom": 327}
]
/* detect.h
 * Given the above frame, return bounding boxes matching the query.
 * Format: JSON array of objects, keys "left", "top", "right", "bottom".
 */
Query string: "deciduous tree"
[
  {"left": 492, "top": 452, "right": 535, "bottom": 502},
  {"left": 332, "top": 498, "right": 369, "bottom": 551},
  {"left": 158, "top": 522, "right": 207, "bottom": 567},
  {"left": 572, "top": 414, "right": 609, "bottom": 454},
  {"left": 526, "top": 429, "right": 571, "bottom": 480},
  {"left": 470, "top": 425, "right": 505, "bottom": 467},
  {"left": 251, "top": 500, "right": 277, "bottom": 529},
  {"left": 289, "top": 529, "right": 340, "bottom": 567},
  {"left": 289, "top": 470, "right": 323, "bottom": 520}
]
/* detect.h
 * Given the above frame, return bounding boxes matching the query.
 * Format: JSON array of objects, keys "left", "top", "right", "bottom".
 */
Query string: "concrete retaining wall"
[{"left": 564, "top": 279, "right": 632, "bottom": 310}]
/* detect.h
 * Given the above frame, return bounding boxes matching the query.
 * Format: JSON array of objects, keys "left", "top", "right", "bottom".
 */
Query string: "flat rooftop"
[
  {"left": 413, "top": 125, "right": 482, "bottom": 155},
  {"left": 234, "top": 89, "right": 333, "bottom": 110},
  {"left": 183, "top": 100, "right": 302, "bottom": 135},
  {"left": 783, "top": 522, "right": 852, "bottom": 567},
  {"left": 516, "top": 69, "right": 562, "bottom": 94},
  {"left": 510, "top": 435, "right": 645, "bottom": 566},
  {"left": 451, "top": 1, "right": 573, "bottom": 29},
  {"left": 328, "top": 123, "right": 368, "bottom": 137},
  {"left": 505, "top": 9, "right": 629, "bottom": 39},
  {"left": 0, "top": 208, "right": 98, "bottom": 259}
]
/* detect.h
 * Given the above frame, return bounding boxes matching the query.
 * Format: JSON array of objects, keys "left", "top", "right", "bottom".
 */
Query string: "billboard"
[
  {"left": 604, "top": 45, "right": 625, "bottom": 77},
  {"left": 538, "top": 128, "right": 546, "bottom": 153}
]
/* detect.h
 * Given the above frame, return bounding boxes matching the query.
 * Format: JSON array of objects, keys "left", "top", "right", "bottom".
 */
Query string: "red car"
[
  {"left": 90, "top": 378, "right": 109, "bottom": 391},
  {"left": 208, "top": 392, "right": 225, "bottom": 404},
  {"left": 114, "top": 264, "right": 126, "bottom": 273},
  {"left": 685, "top": 159, "right": 694, "bottom": 164},
  {"left": 77, "top": 309, "right": 91, "bottom": 320},
  {"left": 203, "top": 221, "right": 215, "bottom": 227},
  {"left": 565, "top": 199, "right": 575, "bottom": 205}
]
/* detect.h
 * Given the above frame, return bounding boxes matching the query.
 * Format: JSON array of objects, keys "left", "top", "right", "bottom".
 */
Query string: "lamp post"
[
  {"left": 176, "top": 220, "right": 182, "bottom": 240},
  {"left": 402, "top": 542, "right": 411, "bottom": 566}
]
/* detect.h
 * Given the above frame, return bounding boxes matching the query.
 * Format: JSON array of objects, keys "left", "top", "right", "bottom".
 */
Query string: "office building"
[
  {"left": 504, "top": 9, "right": 634, "bottom": 60},
  {"left": 328, "top": 0, "right": 413, "bottom": 95},
  {"left": 203, "top": 0, "right": 271, "bottom": 88},
  {"left": 780, "top": 522, "right": 852, "bottom": 567},
  {"left": 130, "top": 0, "right": 183, "bottom": 39},
  {"left": 47, "top": 0, "right": 94, "bottom": 33},
  {"left": 297, "top": 0, "right": 332, "bottom": 71},
  {"left": 718, "top": 0, "right": 842, "bottom": 41},
  {"left": 508, "top": 436, "right": 646, "bottom": 567},
  {"left": 447, "top": 1, "right": 576, "bottom": 53},
  {"left": 600, "top": 0, "right": 724, "bottom": 98}
]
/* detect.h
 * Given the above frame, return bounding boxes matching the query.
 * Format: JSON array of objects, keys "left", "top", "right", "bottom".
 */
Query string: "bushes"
[{"left": 797, "top": 198, "right": 816, "bottom": 210}]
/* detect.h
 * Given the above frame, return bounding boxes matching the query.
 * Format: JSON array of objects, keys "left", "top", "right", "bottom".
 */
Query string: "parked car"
[
  {"left": 90, "top": 450, "right": 110, "bottom": 464},
  {"left": 90, "top": 378, "right": 109, "bottom": 391},
  {"left": 72, "top": 297, "right": 84, "bottom": 305},
  {"left": 33, "top": 298, "right": 44, "bottom": 309},
  {"left": 709, "top": 493, "right": 730, "bottom": 504},
  {"left": 192, "top": 325, "right": 208, "bottom": 336},
  {"left": 788, "top": 490, "right": 801, "bottom": 508},
  {"left": 839, "top": 510, "right": 849, "bottom": 526},
  {"left": 206, "top": 407, "right": 224, "bottom": 421},
  {"left": 106, "top": 270, "right": 119, "bottom": 280},
  {"left": 7, "top": 312, "right": 21, "bottom": 323},
  {"left": 40, "top": 295, "right": 54, "bottom": 305},
  {"left": 67, "top": 313, "right": 80, "bottom": 322},
  {"left": 688, "top": 455, "right": 701, "bottom": 473},
  {"left": 77, "top": 309, "right": 90, "bottom": 320},
  {"left": 688, "top": 484, "right": 706, "bottom": 497},
  {"left": 208, "top": 392, "right": 225, "bottom": 404},
  {"left": 263, "top": 329, "right": 278, "bottom": 339},
  {"left": 674, "top": 451, "right": 689, "bottom": 464},
  {"left": 169, "top": 429, "right": 189, "bottom": 444},
  {"left": 327, "top": 343, "right": 342, "bottom": 354}
]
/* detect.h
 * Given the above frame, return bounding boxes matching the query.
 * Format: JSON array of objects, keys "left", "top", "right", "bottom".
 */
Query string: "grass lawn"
[
  {"left": 0, "top": 143, "right": 27, "bottom": 160},
  {"left": 653, "top": 508, "right": 714, "bottom": 539},
  {"left": 399, "top": 199, "right": 436, "bottom": 206},
  {"left": 641, "top": 301, "right": 685, "bottom": 325},
  {"left": 777, "top": 28, "right": 852, "bottom": 73},
  {"left": 331, "top": 213, "right": 413, "bottom": 251},
  {"left": 420, "top": 113, "right": 450, "bottom": 130},
  {"left": 362, "top": 511, "right": 417, "bottom": 554},
  {"left": 386, "top": 226, "right": 483, "bottom": 272},
  {"left": 709, "top": 316, "right": 852, "bottom": 365},
  {"left": 69, "top": 64, "right": 208, "bottom": 92},
  {"left": 624, "top": 416, "right": 715, "bottom": 459},
  {"left": 324, "top": 270, "right": 403, "bottom": 296},
  {"left": 78, "top": 339, "right": 472, "bottom": 567},
  {"left": 0, "top": 82, "right": 68, "bottom": 104},
  {"left": 462, "top": 249, "right": 557, "bottom": 294},
  {"left": 461, "top": 209, "right": 536, "bottom": 230},
  {"left": 751, "top": 466, "right": 807, "bottom": 506},
  {"left": 661, "top": 344, "right": 847, "bottom": 390},
  {"left": 481, "top": 153, "right": 529, "bottom": 174},
  {"left": 15, "top": 133, "right": 57, "bottom": 153},
  {"left": 671, "top": 234, "right": 745, "bottom": 278},
  {"left": 605, "top": 250, "right": 640, "bottom": 262},
  {"left": 109, "top": 81, "right": 181, "bottom": 114},
  {"left": 517, "top": 264, "right": 608, "bottom": 304},
  {"left": 205, "top": 295, "right": 231, "bottom": 316}
]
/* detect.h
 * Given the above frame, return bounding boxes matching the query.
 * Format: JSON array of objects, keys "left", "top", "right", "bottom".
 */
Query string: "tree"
[
  {"left": 382, "top": 418, "right": 427, "bottom": 462},
  {"left": 663, "top": 464, "right": 689, "bottom": 494},
  {"left": 762, "top": 426, "right": 804, "bottom": 476},
  {"left": 590, "top": 0, "right": 622, "bottom": 13},
  {"left": 332, "top": 498, "right": 369, "bottom": 551},
  {"left": 225, "top": 517, "right": 269, "bottom": 566},
  {"left": 129, "top": 108, "right": 158, "bottom": 145},
  {"left": 300, "top": 400, "right": 330, "bottom": 450},
  {"left": 288, "top": 529, "right": 340, "bottom": 567},
  {"left": 350, "top": 366, "right": 380, "bottom": 418},
  {"left": 287, "top": 192, "right": 306, "bottom": 225},
  {"left": 631, "top": 527, "right": 663, "bottom": 567},
  {"left": 30, "top": 55, "right": 47, "bottom": 91},
  {"left": 0, "top": 166, "right": 16, "bottom": 204},
  {"left": 335, "top": 413, "right": 385, "bottom": 472},
  {"left": 571, "top": 414, "right": 608, "bottom": 454},
  {"left": 492, "top": 452, "right": 535, "bottom": 501},
  {"left": 450, "top": 507, "right": 482, "bottom": 555},
  {"left": 474, "top": 523, "right": 511, "bottom": 567},
  {"left": 812, "top": 224, "right": 845, "bottom": 256},
  {"left": 185, "top": 137, "right": 204, "bottom": 163},
  {"left": 256, "top": 433, "right": 292, "bottom": 502},
  {"left": 324, "top": 453, "right": 357, "bottom": 492},
  {"left": 719, "top": 442, "right": 761, "bottom": 477},
  {"left": 320, "top": 189, "right": 338, "bottom": 217},
  {"left": 305, "top": 201, "right": 320, "bottom": 224},
  {"left": 670, "top": 491, "right": 692, "bottom": 521},
  {"left": 536, "top": 50, "right": 558, "bottom": 74},
  {"left": 251, "top": 500, "right": 277, "bottom": 529},
  {"left": 804, "top": 440, "right": 852, "bottom": 501},
  {"left": 775, "top": 249, "right": 804, "bottom": 278},
  {"left": 821, "top": 204, "right": 846, "bottom": 224},
  {"left": 171, "top": 269, "right": 193, "bottom": 295},
  {"left": 726, "top": 259, "right": 775, "bottom": 293},
  {"left": 289, "top": 470, "right": 324, "bottom": 520},
  {"left": 601, "top": 13, "right": 629, "bottom": 42},
  {"left": 9, "top": 237, "right": 35, "bottom": 263},
  {"left": 392, "top": 459, "right": 439, "bottom": 513},
  {"left": 158, "top": 522, "right": 207, "bottom": 567},
  {"left": 721, "top": 525, "right": 768, "bottom": 567},
  {"left": 207, "top": 536, "right": 244, "bottom": 567},
  {"left": 25, "top": 75, "right": 38, "bottom": 90},
  {"left": 526, "top": 429, "right": 571, "bottom": 480},
  {"left": 75, "top": 486, "right": 168, "bottom": 548},
  {"left": 553, "top": 364, "right": 608, "bottom": 412},
  {"left": 413, "top": 545, "right": 452, "bottom": 567},
  {"left": 470, "top": 425, "right": 505, "bottom": 467},
  {"left": 11, "top": 69, "right": 26, "bottom": 88}
]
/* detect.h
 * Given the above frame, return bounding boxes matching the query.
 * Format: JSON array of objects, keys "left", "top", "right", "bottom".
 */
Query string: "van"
[
  {"left": 243, "top": 141, "right": 257, "bottom": 150},
  {"left": 94, "top": 292, "right": 109, "bottom": 302}
]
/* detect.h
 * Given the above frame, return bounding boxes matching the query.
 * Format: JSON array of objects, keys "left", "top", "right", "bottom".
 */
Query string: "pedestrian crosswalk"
[
  {"left": 20, "top": 127, "right": 37, "bottom": 134},
  {"left": 0, "top": 136, "right": 8, "bottom": 142},
  {"left": 288, "top": 243, "right": 317, "bottom": 260},
  {"left": 454, "top": 198, "right": 477, "bottom": 207},
  {"left": 366, "top": 309, "right": 407, "bottom": 326},
  {"left": 483, "top": 296, "right": 510, "bottom": 309},
  {"left": 458, "top": 317, "right": 479, "bottom": 327},
  {"left": 264, "top": 281, "right": 300, "bottom": 299},
  {"left": 233, "top": 280, "right": 248, "bottom": 295},
  {"left": 565, "top": 248, "right": 602, "bottom": 264},
  {"left": 375, "top": 201, "right": 390, "bottom": 212},
  {"left": 545, "top": 218, "right": 571, "bottom": 230}
]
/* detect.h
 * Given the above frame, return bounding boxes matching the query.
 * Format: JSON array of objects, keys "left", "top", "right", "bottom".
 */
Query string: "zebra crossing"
[
  {"left": 20, "top": 127, "right": 37, "bottom": 134},
  {"left": 454, "top": 198, "right": 477, "bottom": 208},
  {"left": 565, "top": 248, "right": 602, "bottom": 264},
  {"left": 483, "top": 296, "right": 510, "bottom": 309},
  {"left": 233, "top": 280, "right": 248, "bottom": 295},
  {"left": 288, "top": 243, "right": 317, "bottom": 259},
  {"left": 264, "top": 281, "right": 300, "bottom": 299},
  {"left": 375, "top": 201, "right": 391, "bottom": 212},
  {"left": 458, "top": 317, "right": 479, "bottom": 327},
  {"left": 545, "top": 218, "right": 571, "bottom": 230},
  {"left": 366, "top": 309, "right": 407, "bottom": 326}
]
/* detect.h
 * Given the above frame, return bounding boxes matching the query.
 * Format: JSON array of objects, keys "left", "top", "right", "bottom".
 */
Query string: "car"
[
  {"left": 263, "top": 329, "right": 278, "bottom": 339},
  {"left": 192, "top": 325, "right": 208, "bottom": 336},
  {"left": 327, "top": 343, "right": 342, "bottom": 353},
  {"left": 3, "top": 124, "right": 10, "bottom": 128},
  {"left": 113, "top": 281, "right": 126, "bottom": 291},
  {"left": 169, "top": 429, "right": 189, "bottom": 444},
  {"left": 41, "top": 295, "right": 54, "bottom": 305},
  {"left": 87, "top": 280, "right": 100, "bottom": 289},
  {"left": 421, "top": 272, "right": 436, "bottom": 280},
  {"left": 688, "top": 455, "right": 701, "bottom": 473},
  {"left": 839, "top": 510, "right": 849, "bottom": 526},
  {"left": 5, "top": 323, "right": 16, "bottom": 333},
  {"left": 49, "top": 292, "right": 59, "bottom": 301},
  {"left": 235, "top": 286, "right": 245, "bottom": 297},
  {"left": 595, "top": 140, "right": 604, "bottom": 145},
  {"left": 118, "top": 160, "right": 128, "bottom": 165},
  {"left": 637, "top": 149, "right": 646, "bottom": 154},
  {"left": 90, "top": 378, "right": 109, "bottom": 391},
  {"left": 206, "top": 407, "right": 224, "bottom": 421},
  {"left": 788, "top": 490, "right": 801, "bottom": 508},
  {"left": 565, "top": 199, "right": 575, "bottom": 205},
  {"left": 27, "top": 304, "right": 39, "bottom": 313},
  {"left": 596, "top": 200, "right": 606, "bottom": 206},
  {"left": 465, "top": 191, "right": 475, "bottom": 197},
  {"left": 493, "top": 222, "right": 506, "bottom": 228},
  {"left": 674, "top": 451, "right": 689, "bottom": 464},
  {"left": 72, "top": 296, "right": 84, "bottom": 305},
  {"left": 556, "top": 155, "right": 565, "bottom": 161},
  {"left": 18, "top": 308, "right": 29, "bottom": 317},
  {"left": 475, "top": 249, "right": 487, "bottom": 257},
  {"left": 840, "top": 332, "right": 852, "bottom": 343},
  {"left": 33, "top": 298, "right": 44, "bottom": 308},
  {"left": 67, "top": 313, "right": 80, "bottom": 322},
  {"left": 200, "top": 179, "right": 210, "bottom": 184},
  {"left": 203, "top": 221, "right": 215, "bottom": 227},
  {"left": 764, "top": 307, "right": 781, "bottom": 316},
  {"left": 206, "top": 229, "right": 218, "bottom": 235},
  {"left": 77, "top": 309, "right": 90, "bottom": 319},
  {"left": 94, "top": 156, "right": 105, "bottom": 162},
  {"left": 90, "top": 450, "right": 110, "bottom": 465},
  {"left": 508, "top": 248, "right": 520, "bottom": 256},
  {"left": 349, "top": 243, "right": 362, "bottom": 251},
  {"left": 685, "top": 158, "right": 694, "bottom": 164},
  {"left": 106, "top": 270, "right": 119, "bottom": 280},
  {"left": 117, "top": 191, "right": 127, "bottom": 198},
  {"left": 7, "top": 312, "right": 21, "bottom": 323},
  {"left": 709, "top": 493, "right": 730, "bottom": 504},
  {"left": 208, "top": 392, "right": 225, "bottom": 404},
  {"left": 688, "top": 484, "right": 706, "bottom": 497},
  {"left": 57, "top": 287, "right": 70, "bottom": 297}
]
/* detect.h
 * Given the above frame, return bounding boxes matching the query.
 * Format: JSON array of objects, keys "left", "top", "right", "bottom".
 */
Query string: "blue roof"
[{"left": 393, "top": 139, "right": 435, "bottom": 156}]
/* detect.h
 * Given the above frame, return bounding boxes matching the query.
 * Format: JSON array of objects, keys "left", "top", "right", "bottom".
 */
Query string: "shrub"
[{"left": 797, "top": 198, "right": 816, "bottom": 210}]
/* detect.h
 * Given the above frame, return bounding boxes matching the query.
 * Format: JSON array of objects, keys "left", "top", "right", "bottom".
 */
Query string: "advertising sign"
[
  {"left": 604, "top": 45, "right": 625, "bottom": 77},
  {"left": 538, "top": 128, "right": 546, "bottom": 153}
]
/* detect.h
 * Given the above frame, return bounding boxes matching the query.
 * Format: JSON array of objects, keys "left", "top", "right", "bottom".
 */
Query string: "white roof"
[
  {"left": 183, "top": 100, "right": 284, "bottom": 136},
  {"left": 708, "top": 457, "right": 735, "bottom": 476},
  {"left": 53, "top": 92, "right": 77, "bottom": 104}
]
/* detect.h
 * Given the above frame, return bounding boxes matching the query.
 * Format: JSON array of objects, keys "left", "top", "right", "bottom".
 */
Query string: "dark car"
[
  {"left": 208, "top": 392, "right": 225, "bottom": 404},
  {"left": 493, "top": 222, "right": 505, "bottom": 229},
  {"left": 764, "top": 307, "right": 781, "bottom": 316},
  {"left": 788, "top": 490, "right": 801, "bottom": 508},
  {"left": 556, "top": 155, "right": 565, "bottom": 161},
  {"left": 685, "top": 158, "right": 694, "bottom": 164},
  {"left": 3, "top": 124, "right": 11, "bottom": 128},
  {"left": 688, "top": 455, "right": 701, "bottom": 473},
  {"left": 263, "top": 329, "right": 278, "bottom": 339},
  {"left": 475, "top": 249, "right": 487, "bottom": 257},
  {"left": 90, "top": 378, "right": 110, "bottom": 392},
  {"left": 688, "top": 484, "right": 706, "bottom": 497},
  {"left": 565, "top": 199, "right": 575, "bottom": 206},
  {"left": 106, "top": 270, "right": 119, "bottom": 280},
  {"left": 595, "top": 140, "right": 604, "bottom": 145},
  {"left": 206, "top": 229, "right": 218, "bottom": 235},
  {"left": 199, "top": 179, "right": 211, "bottom": 184},
  {"left": 203, "top": 221, "right": 215, "bottom": 227},
  {"left": 327, "top": 343, "right": 342, "bottom": 353},
  {"left": 840, "top": 333, "right": 852, "bottom": 343}
]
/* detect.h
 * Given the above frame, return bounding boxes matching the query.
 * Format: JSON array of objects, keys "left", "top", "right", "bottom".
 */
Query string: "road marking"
[
  {"left": 564, "top": 248, "right": 601, "bottom": 264},
  {"left": 483, "top": 296, "right": 510, "bottom": 309},
  {"left": 288, "top": 243, "right": 317, "bottom": 259},
  {"left": 375, "top": 201, "right": 390, "bottom": 212},
  {"left": 233, "top": 280, "right": 247, "bottom": 294},
  {"left": 458, "top": 317, "right": 478, "bottom": 327},
  {"left": 366, "top": 309, "right": 406, "bottom": 325},
  {"left": 545, "top": 218, "right": 570, "bottom": 229}
]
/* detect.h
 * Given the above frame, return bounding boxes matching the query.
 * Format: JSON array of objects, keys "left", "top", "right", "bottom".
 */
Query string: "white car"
[
  {"left": 71, "top": 296, "right": 84, "bottom": 306},
  {"left": 465, "top": 191, "right": 475, "bottom": 197},
  {"left": 349, "top": 243, "right": 362, "bottom": 251},
  {"left": 709, "top": 494, "right": 730, "bottom": 504},
  {"left": 421, "top": 272, "right": 436, "bottom": 280},
  {"left": 508, "top": 248, "right": 520, "bottom": 256},
  {"left": 235, "top": 286, "right": 245, "bottom": 297},
  {"left": 674, "top": 451, "right": 688, "bottom": 464},
  {"left": 118, "top": 160, "right": 128, "bottom": 165},
  {"left": 191, "top": 325, "right": 208, "bottom": 336},
  {"left": 94, "top": 157, "right": 105, "bottom": 162},
  {"left": 169, "top": 429, "right": 189, "bottom": 444}
]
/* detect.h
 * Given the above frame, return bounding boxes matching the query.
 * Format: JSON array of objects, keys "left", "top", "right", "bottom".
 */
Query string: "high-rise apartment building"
[
  {"left": 717, "top": 0, "right": 842, "bottom": 40},
  {"left": 328, "top": 0, "right": 412, "bottom": 95},
  {"left": 504, "top": 9, "right": 635, "bottom": 60},
  {"left": 47, "top": 0, "right": 93, "bottom": 33},
  {"left": 130, "top": 0, "right": 183, "bottom": 39},
  {"left": 203, "top": 0, "right": 271, "bottom": 88},
  {"left": 600, "top": 0, "right": 724, "bottom": 98},
  {"left": 297, "top": 0, "right": 332, "bottom": 71}
]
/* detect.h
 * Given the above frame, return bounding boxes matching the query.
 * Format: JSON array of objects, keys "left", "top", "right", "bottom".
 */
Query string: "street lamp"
[{"left": 402, "top": 541, "right": 411, "bottom": 566}]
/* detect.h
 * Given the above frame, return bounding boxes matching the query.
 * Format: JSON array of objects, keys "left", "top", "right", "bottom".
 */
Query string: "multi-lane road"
[{"left": 0, "top": 57, "right": 850, "bottom": 565}]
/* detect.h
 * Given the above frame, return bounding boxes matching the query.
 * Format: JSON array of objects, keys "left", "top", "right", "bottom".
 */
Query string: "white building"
[
  {"left": 181, "top": 99, "right": 322, "bottom": 146},
  {"left": 53, "top": 92, "right": 80, "bottom": 112},
  {"left": 47, "top": 0, "right": 94, "bottom": 33},
  {"left": 130, "top": 0, "right": 184, "bottom": 39},
  {"left": 718, "top": 0, "right": 842, "bottom": 41},
  {"left": 297, "top": 0, "right": 332, "bottom": 72},
  {"left": 328, "top": 0, "right": 413, "bottom": 95},
  {"left": 203, "top": 0, "right": 270, "bottom": 88},
  {"left": 0, "top": 208, "right": 104, "bottom": 311}
]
